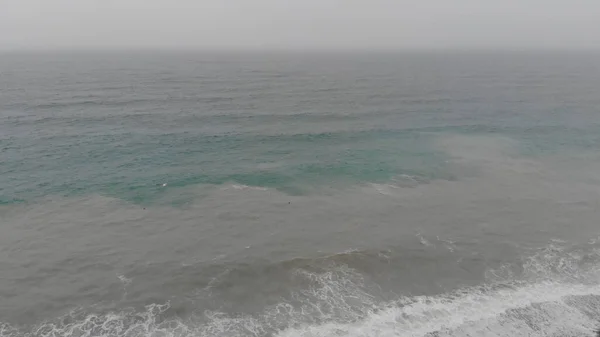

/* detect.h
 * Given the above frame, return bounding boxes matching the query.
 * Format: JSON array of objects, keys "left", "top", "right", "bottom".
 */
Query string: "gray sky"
[{"left": 1, "top": 0, "right": 600, "bottom": 50}]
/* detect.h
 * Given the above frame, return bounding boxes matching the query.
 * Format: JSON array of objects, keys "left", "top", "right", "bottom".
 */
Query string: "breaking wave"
[{"left": 3, "top": 240, "right": 600, "bottom": 337}]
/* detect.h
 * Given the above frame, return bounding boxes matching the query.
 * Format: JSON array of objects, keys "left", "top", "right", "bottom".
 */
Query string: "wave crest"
[{"left": 4, "top": 240, "right": 600, "bottom": 337}]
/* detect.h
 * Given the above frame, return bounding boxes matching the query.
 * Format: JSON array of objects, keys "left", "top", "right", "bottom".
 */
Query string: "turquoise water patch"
[{"left": 3, "top": 123, "right": 599, "bottom": 205}]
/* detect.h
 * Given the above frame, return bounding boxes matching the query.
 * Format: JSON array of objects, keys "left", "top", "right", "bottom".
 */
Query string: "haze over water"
[{"left": 2, "top": 51, "right": 600, "bottom": 336}]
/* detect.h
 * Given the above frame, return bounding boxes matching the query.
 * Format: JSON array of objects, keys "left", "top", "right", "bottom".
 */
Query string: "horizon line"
[{"left": 2, "top": 46, "right": 600, "bottom": 55}]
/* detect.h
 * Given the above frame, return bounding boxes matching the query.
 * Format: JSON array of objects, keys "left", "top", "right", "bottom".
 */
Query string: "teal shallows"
[{"left": 3, "top": 123, "right": 600, "bottom": 205}]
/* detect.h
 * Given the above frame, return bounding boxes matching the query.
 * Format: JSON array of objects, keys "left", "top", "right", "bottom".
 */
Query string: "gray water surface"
[{"left": 2, "top": 51, "right": 600, "bottom": 336}]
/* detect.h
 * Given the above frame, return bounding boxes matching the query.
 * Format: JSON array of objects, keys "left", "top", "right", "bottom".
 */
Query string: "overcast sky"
[{"left": 1, "top": 0, "right": 599, "bottom": 51}]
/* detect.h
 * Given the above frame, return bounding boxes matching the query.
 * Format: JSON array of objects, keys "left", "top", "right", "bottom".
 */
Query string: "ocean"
[{"left": 1, "top": 51, "right": 600, "bottom": 336}]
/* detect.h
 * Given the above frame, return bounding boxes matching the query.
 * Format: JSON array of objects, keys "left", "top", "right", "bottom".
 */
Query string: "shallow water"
[{"left": 1, "top": 51, "right": 600, "bottom": 336}]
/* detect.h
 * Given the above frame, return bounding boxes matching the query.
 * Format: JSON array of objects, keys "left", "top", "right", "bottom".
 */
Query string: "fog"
[{"left": 1, "top": 0, "right": 600, "bottom": 51}]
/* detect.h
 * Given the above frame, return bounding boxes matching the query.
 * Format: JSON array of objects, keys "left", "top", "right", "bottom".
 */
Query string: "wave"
[
  {"left": 369, "top": 174, "right": 427, "bottom": 195},
  {"left": 278, "top": 284, "right": 600, "bottom": 337},
  {"left": 222, "top": 184, "right": 270, "bottom": 192},
  {"left": 3, "top": 279, "right": 599, "bottom": 337},
  {"left": 3, "top": 241, "right": 600, "bottom": 337}
]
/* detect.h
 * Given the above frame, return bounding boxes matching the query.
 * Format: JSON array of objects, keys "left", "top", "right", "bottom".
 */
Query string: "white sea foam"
[
  {"left": 416, "top": 233, "right": 432, "bottom": 247},
  {"left": 225, "top": 184, "right": 269, "bottom": 191},
  {"left": 278, "top": 282, "right": 600, "bottom": 337},
  {"left": 117, "top": 274, "right": 133, "bottom": 300},
  {"left": 5, "top": 279, "right": 598, "bottom": 337},
  {"left": 5, "top": 241, "right": 600, "bottom": 337},
  {"left": 117, "top": 274, "right": 132, "bottom": 287},
  {"left": 436, "top": 236, "right": 457, "bottom": 253},
  {"left": 371, "top": 183, "right": 399, "bottom": 196},
  {"left": 369, "top": 174, "right": 421, "bottom": 196}
]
